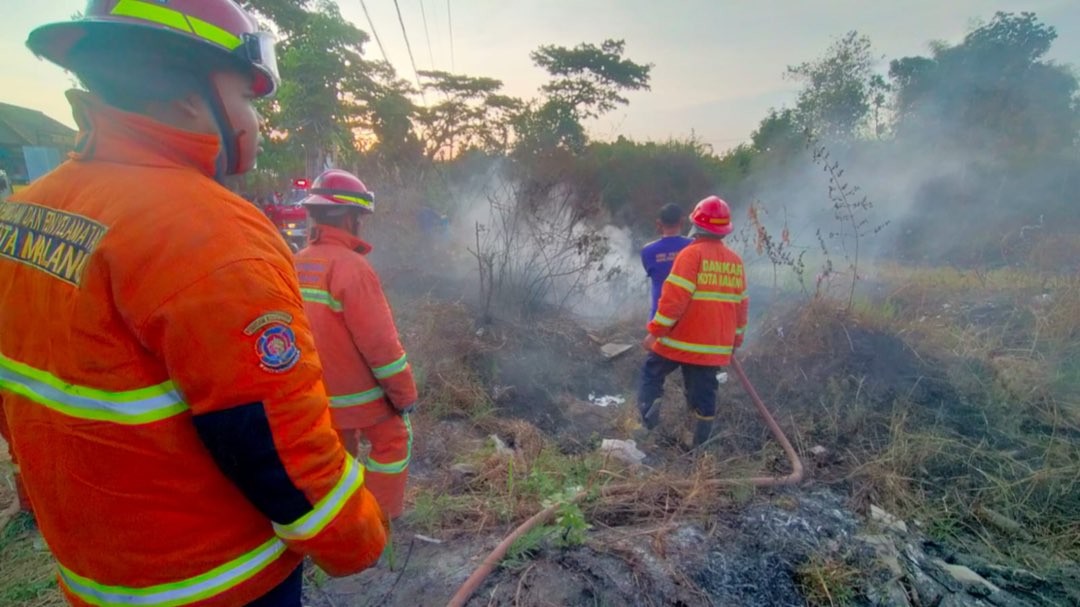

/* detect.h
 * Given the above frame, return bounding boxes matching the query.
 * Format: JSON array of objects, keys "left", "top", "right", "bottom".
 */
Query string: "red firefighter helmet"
[
  {"left": 690, "top": 196, "right": 734, "bottom": 236},
  {"left": 27, "top": 0, "right": 280, "bottom": 98},
  {"left": 301, "top": 170, "right": 375, "bottom": 214}
]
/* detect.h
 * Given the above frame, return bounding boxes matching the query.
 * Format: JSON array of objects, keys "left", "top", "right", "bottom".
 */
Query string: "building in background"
[{"left": 0, "top": 102, "right": 76, "bottom": 193}]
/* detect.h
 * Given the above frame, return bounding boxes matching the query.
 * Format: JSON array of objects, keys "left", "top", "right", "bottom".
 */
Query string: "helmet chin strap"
[{"left": 200, "top": 80, "right": 243, "bottom": 182}]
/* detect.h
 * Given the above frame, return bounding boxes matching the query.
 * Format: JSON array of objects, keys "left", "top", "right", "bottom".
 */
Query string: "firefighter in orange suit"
[
  {"left": 295, "top": 170, "right": 418, "bottom": 520},
  {"left": 639, "top": 196, "right": 750, "bottom": 447},
  {"left": 0, "top": 2, "right": 386, "bottom": 606}
]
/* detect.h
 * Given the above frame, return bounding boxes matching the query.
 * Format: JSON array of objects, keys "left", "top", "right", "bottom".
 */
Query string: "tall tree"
[
  {"left": 785, "top": 31, "right": 885, "bottom": 141},
  {"left": 889, "top": 11, "right": 1078, "bottom": 156},
  {"left": 414, "top": 71, "right": 523, "bottom": 160},
  {"left": 517, "top": 39, "right": 652, "bottom": 154},
  {"left": 244, "top": 0, "right": 422, "bottom": 177}
]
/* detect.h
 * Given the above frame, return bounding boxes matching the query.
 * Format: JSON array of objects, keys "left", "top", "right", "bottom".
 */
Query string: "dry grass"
[
  {"left": 0, "top": 493, "right": 63, "bottom": 607},
  {"left": 399, "top": 297, "right": 499, "bottom": 420},
  {"left": 795, "top": 554, "right": 861, "bottom": 607}
]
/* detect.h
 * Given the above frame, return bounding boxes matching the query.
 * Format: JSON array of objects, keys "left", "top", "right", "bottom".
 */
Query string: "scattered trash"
[
  {"left": 600, "top": 342, "right": 634, "bottom": 359},
  {"left": 809, "top": 445, "right": 828, "bottom": 458},
  {"left": 488, "top": 434, "right": 513, "bottom": 457},
  {"left": 414, "top": 534, "right": 443, "bottom": 545},
  {"left": 599, "top": 438, "right": 646, "bottom": 465},
  {"left": 450, "top": 463, "right": 479, "bottom": 476},
  {"left": 491, "top": 384, "right": 514, "bottom": 401},
  {"left": 716, "top": 371, "right": 728, "bottom": 384},
  {"left": 932, "top": 559, "right": 1001, "bottom": 594},
  {"left": 588, "top": 393, "right": 626, "bottom": 408},
  {"left": 870, "top": 504, "right": 909, "bottom": 534}
]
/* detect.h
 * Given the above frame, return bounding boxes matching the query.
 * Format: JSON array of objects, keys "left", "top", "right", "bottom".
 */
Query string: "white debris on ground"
[
  {"left": 588, "top": 393, "right": 626, "bottom": 407},
  {"left": 599, "top": 439, "right": 647, "bottom": 465},
  {"left": 600, "top": 342, "right": 634, "bottom": 359}
]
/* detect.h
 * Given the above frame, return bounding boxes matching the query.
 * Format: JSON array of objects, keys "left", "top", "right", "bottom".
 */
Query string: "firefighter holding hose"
[{"left": 638, "top": 196, "right": 749, "bottom": 447}]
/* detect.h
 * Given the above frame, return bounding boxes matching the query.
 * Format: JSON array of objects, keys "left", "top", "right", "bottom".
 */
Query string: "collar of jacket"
[
  {"left": 66, "top": 90, "right": 221, "bottom": 178},
  {"left": 309, "top": 224, "right": 373, "bottom": 255}
]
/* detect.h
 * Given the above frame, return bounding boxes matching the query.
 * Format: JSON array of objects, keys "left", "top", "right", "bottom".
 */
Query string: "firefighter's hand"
[
  {"left": 642, "top": 334, "right": 658, "bottom": 351},
  {"left": 734, "top": 334, "right": 744, "bottom": 349},
  {"left": 398, "top": 403, "right": 416, "bottom": 415}
]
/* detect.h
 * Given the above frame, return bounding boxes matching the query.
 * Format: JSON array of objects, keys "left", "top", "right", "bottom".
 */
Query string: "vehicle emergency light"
[{"left": 292, "top": 178, "right": 310, "bottom": 189}]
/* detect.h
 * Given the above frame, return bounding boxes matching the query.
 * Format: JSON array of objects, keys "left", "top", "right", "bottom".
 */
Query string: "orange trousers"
[{"left": 337, "top": 413, "right": 412, "bottom": 519}]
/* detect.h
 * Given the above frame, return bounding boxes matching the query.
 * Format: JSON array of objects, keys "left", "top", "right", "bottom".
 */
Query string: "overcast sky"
[{"left": 3, "top": 1, "right": 1078, "bottom": 153}]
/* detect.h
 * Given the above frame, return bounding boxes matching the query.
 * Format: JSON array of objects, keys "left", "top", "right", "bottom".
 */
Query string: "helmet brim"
[
  {"left": 27, "top": 20, "right": 277, "bottom": 98},
  {"left": 691, "top": 220, "right": 733, "bottom": 236}
]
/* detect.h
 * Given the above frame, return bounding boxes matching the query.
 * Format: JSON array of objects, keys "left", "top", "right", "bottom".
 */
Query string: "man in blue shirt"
[{"left": 641, "top": 203, "right": 693, "bottom": 319}]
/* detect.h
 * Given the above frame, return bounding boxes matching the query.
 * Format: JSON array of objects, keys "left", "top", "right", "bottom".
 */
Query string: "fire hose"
[{"left": 445, "top": 356, "right": 804, "bottom": 607}]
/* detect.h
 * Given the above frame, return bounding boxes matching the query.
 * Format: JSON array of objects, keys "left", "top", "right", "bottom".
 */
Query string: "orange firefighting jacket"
[
  {"left": 295, "top": 225, "right": 417, "bottom": 429},
  {"left": 0, "top": 92, "right": 386, "bottom": 607},
  {"left": 646, "top": 237, "right": 749, "bottom": 366}
]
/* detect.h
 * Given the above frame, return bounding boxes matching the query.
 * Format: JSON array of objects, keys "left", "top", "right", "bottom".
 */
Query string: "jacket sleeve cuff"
[{"left": 646, "top": 322, "right": 670, "bottom": 337}]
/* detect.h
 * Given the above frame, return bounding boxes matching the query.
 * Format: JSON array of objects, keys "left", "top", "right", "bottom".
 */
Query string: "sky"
[{"left": 2, "top": 0, "right": 1078, "bottom": 153}]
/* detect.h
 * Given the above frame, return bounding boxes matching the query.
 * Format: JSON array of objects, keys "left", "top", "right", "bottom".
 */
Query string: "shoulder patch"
[
  {"left": 244, "top": 311, "right": 294, "bottom": 336},
  {"left": 255, "top": 322, "right": 301, "bottom": 373}
]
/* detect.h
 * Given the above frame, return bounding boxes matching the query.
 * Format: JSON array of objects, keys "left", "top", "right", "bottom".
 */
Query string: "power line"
[
  {"left": 446, "top": 0, "right": 455, "bottom": 72},
  {"left": 419, "top": 0, "right": 436, "bottom": 71},
  {"left": 392, "top": 0, "right": 426, "bottom": 96},
  {"left": 358, "top": 0, "right": 389, "bottom": 63}
]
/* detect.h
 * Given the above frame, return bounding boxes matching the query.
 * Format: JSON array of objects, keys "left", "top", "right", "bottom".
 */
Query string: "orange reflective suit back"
[
  {"left": 0, "top": 93, "right": 386, "bottom": 607},
  {"left": 295, "top": 225, "right": 417, "bottom": 518},
  {"left": 646, "top": 237, "right": 749, "bottom": 366}
]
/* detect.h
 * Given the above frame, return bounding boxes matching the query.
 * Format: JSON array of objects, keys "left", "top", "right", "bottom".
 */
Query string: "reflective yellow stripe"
[
  {"left": 736, "top": 327, "right": 746, "bottom": 335},
  {"left": 0, "top": 352, "right": 187, "bottom": 425},
  {"left": 657, "top": 337, "right": 733, "bottom": 356},
  {"left": 365, "top": 414, "right": 412, "bottom": 475},
  {"left": 334, "top": 194, "right": 374, "bottom": 210},
  {"left": 111, "top": 0, "right": 243, "bottom": 50},
  {"left": 300, "top": 288, "right": 343, "bottom": 312},
  {"left": 691, "top": 292, "right": 744, "bottom": 303},
  {"left": 372, "top": 354, "right": 408, "bottom": 380},
  {"left": 652, "top": 313, "right": 676, "bottom": 327},
  {"left": 330, "top": 387, "right": 385, "bottom": 408},
  {"left": 665, "top": 273, "right": 696, "bottom": 293},
  {"left": 58, "top": 537, "right": 288, "bottom": 607},
  {"left": 274, "top": 456, "right": 365, "bottom": 541}
]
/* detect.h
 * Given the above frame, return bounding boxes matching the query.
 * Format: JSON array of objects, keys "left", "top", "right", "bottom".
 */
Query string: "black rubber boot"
[
  {"left": 692, "top": 419, "right": 713, "bottom": 448},
  {"left": 639, "top": 399, "right": 662, "bottom": 430}
]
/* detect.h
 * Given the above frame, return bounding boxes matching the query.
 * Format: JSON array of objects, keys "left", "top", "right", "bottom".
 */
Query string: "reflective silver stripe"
[
  {"left": 665, "top": 273, "right": 696, "bottom": 293},
  {"left": 691, "top": 292, "right": 744, "bottom": 303},
  {"left": 652, "top": 313, "right": 676, "bottom": 327},
  {"left": 274, "top": 456, "right": 364, "bottom": 541},
  {"left": 364, "top": 414, "right": 413, "bottom": 475},
  {"left": 372, "top": 354, "right": 408, "bottom": 380},
  {"left": 300, "top": 288, "right": 343, "bottom": 312},
  {"left": 329, "top": 386, "right": 385, "bottom": 408},
  {"left": 658, "top": 337, "right": 733, "bottom": 356},
  {"left": 58, "top": 537, "right": 288, "bottom": 606},
  {"left": 0, "top": 352, "right": 186, "bottom": 424}
]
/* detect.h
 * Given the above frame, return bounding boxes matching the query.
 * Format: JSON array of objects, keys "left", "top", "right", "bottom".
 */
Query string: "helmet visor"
[{"left": 239, "top": 31, "right": 279, "bottom": 97}]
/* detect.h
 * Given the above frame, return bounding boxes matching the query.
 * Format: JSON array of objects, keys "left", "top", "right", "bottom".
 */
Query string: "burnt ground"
[
  {"left": 297, "top": 294, "right": 1079, "bottom": 607},
  {"left": 3, "top": 273, "right": 1076, "bottom": 606}
]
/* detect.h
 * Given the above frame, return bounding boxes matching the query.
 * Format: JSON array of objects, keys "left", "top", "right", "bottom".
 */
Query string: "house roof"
[{"left": 0, "top": 102, "right": 75, "bottom": 148}]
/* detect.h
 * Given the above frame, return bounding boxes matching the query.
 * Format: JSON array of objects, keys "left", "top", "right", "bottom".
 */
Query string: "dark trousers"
[
  {"left": 638, "top": 352, "right": 721, "bottom": 419},
  {"left": 247, "top": 565, "right": 303, "bottom": 607}
]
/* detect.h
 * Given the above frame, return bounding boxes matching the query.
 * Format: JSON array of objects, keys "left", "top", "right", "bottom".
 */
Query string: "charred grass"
[{"left": 742, "top": 272, "right": 1080, "bottom": 573}]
